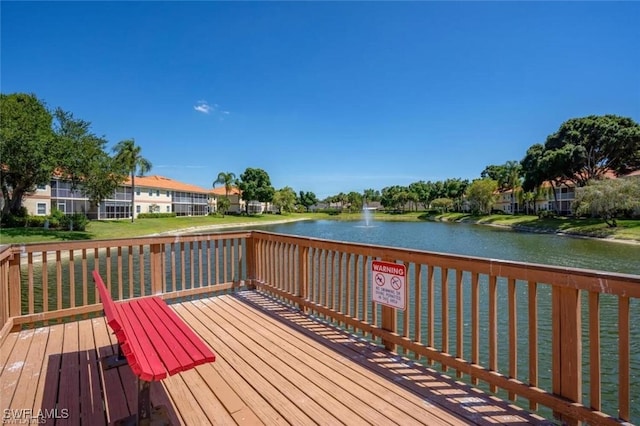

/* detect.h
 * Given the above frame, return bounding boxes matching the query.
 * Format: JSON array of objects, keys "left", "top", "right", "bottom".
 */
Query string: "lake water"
[{"left": 249, "top": 219, "right": 640, "bottom": 275}]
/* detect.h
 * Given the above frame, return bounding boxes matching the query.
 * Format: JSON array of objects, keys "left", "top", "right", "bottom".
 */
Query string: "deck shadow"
[
  {"left": 234, "top": 290, "right": 555, "bottom": 426},
  {"left": 43, "top": 343, "right": 180, "bottom": 425}
]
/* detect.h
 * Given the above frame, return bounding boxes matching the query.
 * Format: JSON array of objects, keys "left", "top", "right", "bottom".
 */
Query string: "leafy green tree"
[
  {"left": 213, "top": 171, "right": 237, "bottom": 198},
  {"left": 482, "top": 162, "right": 521, "bottom": 192},
  {"left": 113, "top": 139, "right": 152, "bottom": 222},
  {"left": 466, "top": 178, "right": 498, "bottom": 215},
  {"left": 0, "top": 93, "right": 55, "bottom": 217},
  {"left": 362, "top": 188, "right": 381, "bottom": 203},
  {"left": 347, "top": 191, "right": 363, "bottom": 212},
  {"left": 431, "top": 197, "right": 454, "bottom": 212},
  {"left": 443, "top": 178, "right": 469, "bottom": 211},
  {"left": 574, "top": 177, "right": 640, "bottom": 227},
  {"left": 53, "top": 109, "right": 125, "bottom": 208},
  {"left": 544, "top": 115, "right": 640, "bottom": 187},
  {"left": 521, "top": 191, "right": 536, "bottom": 215},
  {"left": 381, "top": 185, "right": 410, "bottom": 211},
  {"left": 297, "top": 191, "right": 318, "bottom": 212},
  {"left": 237, "top": 168, "right": 275, "bottom": 213},
  {"left": 408, "top": 181, "right": 433, "bottom": 210},
  {"left": 521, "top": 143, "right": 567, "bottom": 213},
  {"left": 216, "top": 196, "right": 231, "bottom": 216},
  {"left": 272, "top": 186, "right": 297, "bottom": 214}
]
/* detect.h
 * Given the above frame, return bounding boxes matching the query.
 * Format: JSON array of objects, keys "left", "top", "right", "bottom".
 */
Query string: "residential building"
[
  {"left": 19, "top": 175, "right": 210, "bottom": 219},
  {"left": 209, "top": 187, "right": 245, "bottom": 214}
]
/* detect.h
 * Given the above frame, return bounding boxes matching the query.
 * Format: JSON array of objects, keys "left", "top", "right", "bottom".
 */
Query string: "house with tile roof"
[
  {"left": 209, "top": 186, "right": 245, "bottom": 214},
  {"left": 21, "top": 175, "right": 210, "bottom": 219}
]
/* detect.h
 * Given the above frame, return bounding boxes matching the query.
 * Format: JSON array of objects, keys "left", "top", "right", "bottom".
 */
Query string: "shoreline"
[
  {"left": 428, "top": 215, "right": 640, "bottom": 246},
  {"left": 149, "top": 216, "right": 311, "bottom": 236}
]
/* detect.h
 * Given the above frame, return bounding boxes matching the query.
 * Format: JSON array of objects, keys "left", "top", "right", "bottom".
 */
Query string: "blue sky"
[{"left": 2, "top": 2, "right": 639, "bottom": 199}]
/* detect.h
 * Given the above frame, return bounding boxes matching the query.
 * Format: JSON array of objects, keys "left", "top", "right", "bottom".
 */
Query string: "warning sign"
[{"left": 371, "top": 260, "right": 406, "bottom": 310}]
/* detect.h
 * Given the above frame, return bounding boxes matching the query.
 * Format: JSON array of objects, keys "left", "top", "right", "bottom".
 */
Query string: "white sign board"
[{"left": 371, "top": 260, "right": 406, "bottom": 311}]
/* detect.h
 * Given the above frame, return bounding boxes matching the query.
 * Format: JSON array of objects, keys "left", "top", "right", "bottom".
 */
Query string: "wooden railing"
[
  {"left": 0, "top": 230, "right": 638, "bottom": 425},
  {"left": 250, "top": 231, "right": 639, "bottom": 425},
  {"left": 0, "top": 232, "right": 250, "bottom": 337}
]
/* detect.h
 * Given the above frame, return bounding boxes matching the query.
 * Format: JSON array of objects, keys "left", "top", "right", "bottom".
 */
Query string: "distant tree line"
[{"left": 2, "top": 92, "right": 639, "bottom": 226}]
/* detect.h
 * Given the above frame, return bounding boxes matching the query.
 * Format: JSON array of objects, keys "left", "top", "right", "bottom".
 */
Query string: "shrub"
[
  {"left": 137, "top": 212, "right": 177, "bottom": 219},
  {"left": 27, "top": 216, "right": 48, "bottom": 228},
  {"left": 60, "top": 213, "right": 89, "bottom": 231},
  {"left": 48, "top": 209, "right": 66, "bottom": 228},
  {"left": 538, "top": 210, "right": 557, "bottom": 219},
  {"left": 1, "top": 214, "right": 27, "bottom": 227}
]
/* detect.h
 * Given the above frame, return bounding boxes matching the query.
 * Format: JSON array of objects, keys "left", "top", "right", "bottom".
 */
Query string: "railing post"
[
  {"left": 149, "top": 243, "right": 164, "bottom": 295},
  {"left": 552, "top": 286, "right": 582, "bottom": 426},
  {"left": 380, "top": 257, "right": 397, "bottom": 352},
  {"left": 298, "top": 245, "right": 309, "bottom": 312},
  {"left": 8, "top": 252, "right": 21, "bottom": 318},
  {"left": 381, "top": 305, "right": 397, "bottom": 352},
  {"left": 245, "top": 235, "right": 256, "bottom": 290}
]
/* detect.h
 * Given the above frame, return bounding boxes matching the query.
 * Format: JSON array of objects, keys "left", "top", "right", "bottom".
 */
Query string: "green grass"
[
  {"left": 431, "top": 212, "right": 640, "bottom": 241},
  {"left": 2, "top": 211, "right": 639, "bottom": 244},
  {"left": 0, "top": 213, "right": 315, "bottom": 244}
]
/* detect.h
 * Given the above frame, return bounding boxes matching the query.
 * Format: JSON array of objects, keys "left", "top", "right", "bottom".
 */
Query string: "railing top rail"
[
  {"left": 251, "top": 230, "right": 640, "bottom": 297},
  {"left": 6, "top": 230, "right": 253, "bottom": 253}
]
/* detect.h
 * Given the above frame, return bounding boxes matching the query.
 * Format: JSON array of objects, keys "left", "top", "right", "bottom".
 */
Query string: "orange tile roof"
[
  {"left": 210, "top": 186, "right": 242, "bottom": 196},
  {"left": 124, "top": 175, "right": 209, "bottom": 193}
]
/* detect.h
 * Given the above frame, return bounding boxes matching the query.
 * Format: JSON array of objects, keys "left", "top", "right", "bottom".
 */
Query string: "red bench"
[{"left": 93, "top": 270, "right": 215, "bottom": 424}]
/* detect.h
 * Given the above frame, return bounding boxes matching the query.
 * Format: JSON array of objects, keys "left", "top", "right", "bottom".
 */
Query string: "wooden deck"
[{"left": 1, "top": 291, "right": 551, "bottom": 425}]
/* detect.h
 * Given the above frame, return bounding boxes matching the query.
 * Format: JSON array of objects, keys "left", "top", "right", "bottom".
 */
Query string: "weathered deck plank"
[{"left": 0, "top": 291, "right": 551, "bottom": 425}]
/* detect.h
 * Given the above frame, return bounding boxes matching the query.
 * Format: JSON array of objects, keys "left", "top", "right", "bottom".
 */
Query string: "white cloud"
[
  {"left": 193, "top": 100, "right": 230, "bottom": 118},
  {"left": 194, "top": 100, "right": 213, "bottom": 114}
]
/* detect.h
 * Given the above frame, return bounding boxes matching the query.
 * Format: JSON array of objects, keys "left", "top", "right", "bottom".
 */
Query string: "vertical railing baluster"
[
  {"left": 414, "top": 263, "right": 422, "bottom": 358},
  {"left": 471, "top": 272, "right": 479, "bottom": 385},
  {"left": 508, "top": 277, "right": 517, "bottom": 400},
  {"left": 190, "top": 241, "right": 195, "bottom": 289},
  {"left": 127, "top": 246, "right": 133, "bottom": 299},
  {"left": 27, "top": 253, "right": 34, "bottom": 314},
  {"left": 138, "top": 246, "right": 145, "bottom": 296},
  {"left": 589, "top": 291, "right": 600, "bottom": 412},
  {"left": 427, "top": 265, "right": 435, "bottom": 366},
  {"left": 56, "top": 251, "right": 62, "bottom": 310},
  {"left": 82, "top": 249, "right": 88, "bottom": 308},
  {"left": 199, "top": 240, "right": 204, "bottom": 288},
  {"left": 69, "top": 250, "right": 75, "bottom": 309},
  {"left": 456, "top": 269, "right": 463, "bottom": 378},
  {"left": 117, "top": 247, "right": 123, "bottom": 300},
  {"left": 619, "top": 296, "right": 630, "bottom": 421},
  {"left": 528, "top": 281, "right": 538, "bottom": 410},
  {"left": 489, "top": 274, "right": 497, "bottom": 392},
  {"left": 442, "top": 268, "right": 450, "bottom": 372}
]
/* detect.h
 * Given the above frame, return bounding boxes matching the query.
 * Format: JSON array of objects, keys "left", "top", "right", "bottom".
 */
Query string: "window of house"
[
  {"left": 136, "top": 187, "right": 141, "bottom": 196},
  {"left": 167, "top": 191, "right": 170, "bottom": 197},
  {"left": 149, "top": 189, "right": 153, "bottom": 196},
  {"left": 37, "top": 203, "right": 46, "bottom": 215},
  {"left": 166, "top": 206, "right": 170, "bottom": 212},
  {"left": 156, "top": 190, "right": 160, "bottom": 196},
  {"left": 136, "top": 205, "right": 141, "bottom": 213},
  {"left": 36, "top": 184, "right": 47, "bottom": 190}
]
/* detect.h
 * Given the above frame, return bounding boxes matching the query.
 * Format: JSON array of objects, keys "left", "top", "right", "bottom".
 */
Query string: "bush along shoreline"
[{"left": 426, "top": 212, "right": 640, "bottom": 244}]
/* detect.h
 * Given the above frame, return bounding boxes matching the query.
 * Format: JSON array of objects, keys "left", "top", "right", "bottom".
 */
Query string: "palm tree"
[
  {"left": 213, "top": 172, "right": 237, "bottom": 198},
  {"left": 505, "top": 161, "right": 522, "bottom": 214},
  {"left": 113, "top": 139, "right": 152, "bottom": 222},
  {"left": 213, "top": 172, "right": 237, "bottom": 214}
]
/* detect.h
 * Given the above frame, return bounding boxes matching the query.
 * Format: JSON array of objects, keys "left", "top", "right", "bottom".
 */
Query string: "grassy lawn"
[
  {"left": 0, "top": 214, "right": 314, "bottom": 244},
  {"left": 2, "top": 211, "right": 639, "bottom": 244},
  {"left": 431, "top": 212, "right": 640, "bottom": 241}
]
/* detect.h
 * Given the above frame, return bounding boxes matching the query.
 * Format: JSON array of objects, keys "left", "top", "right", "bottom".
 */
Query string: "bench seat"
[{"left": 93, "top": 270, "right": 216, "bottom": 381}]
